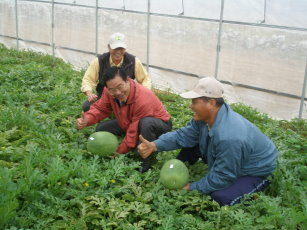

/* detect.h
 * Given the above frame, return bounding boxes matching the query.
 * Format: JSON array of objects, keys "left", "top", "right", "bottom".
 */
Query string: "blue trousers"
[
  {"left": 177, "top": 146, "right": 270, "bottom": 206},
  {"left": 210, "top": 176, "right": 269, "bottom": 206}
]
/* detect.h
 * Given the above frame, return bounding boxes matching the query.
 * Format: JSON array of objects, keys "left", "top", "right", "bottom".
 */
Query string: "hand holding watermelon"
[{"left": 182, "top": 183, "right": 190, "bottom": 190}]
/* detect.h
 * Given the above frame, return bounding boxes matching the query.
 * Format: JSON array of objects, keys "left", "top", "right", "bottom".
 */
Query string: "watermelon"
[
  {"left": 86, "top": 131, "right": 119, "bottom": 156},
  {"left": 159, "top": 159, "right": 189, "bottom": 189}
]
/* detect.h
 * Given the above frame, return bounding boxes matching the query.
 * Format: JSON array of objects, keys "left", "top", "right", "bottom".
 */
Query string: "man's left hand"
[{"left": 183, "top": 183, "right": 190, "bottom": 191}]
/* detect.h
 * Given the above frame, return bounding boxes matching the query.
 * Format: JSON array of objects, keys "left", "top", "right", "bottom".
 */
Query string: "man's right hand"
[
  {"left": 137, "top": 135, "right": 157, "bottom": 159},
  {"left": 86, "top": 91, "right": 98, "bottom": 102},
  {"left": 76, "top": 112, "right": 88, "bottom": 129}
]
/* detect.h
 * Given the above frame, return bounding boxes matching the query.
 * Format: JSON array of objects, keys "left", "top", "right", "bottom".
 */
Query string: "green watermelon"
[
  {"left": 86, "top": 131, "right": 119, "bottom": 156},
  {"left": 160, "top": 159, "right": 189, "bottom": 189}
]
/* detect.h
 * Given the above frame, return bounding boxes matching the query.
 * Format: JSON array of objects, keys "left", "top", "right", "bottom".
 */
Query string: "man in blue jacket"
[{"left": 137, "top": 77, "right": 278, "bottom": 206}]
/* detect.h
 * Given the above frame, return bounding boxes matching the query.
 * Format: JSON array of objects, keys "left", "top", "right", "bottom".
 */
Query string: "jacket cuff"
[
  {"left": 117, "top": 142, "right": 130, "bottom": 154},
  {"left": 153, "top": 139, "right": 165, "bottom": 151},
  {"left": 81, "top": 87, "right": 92, "bottom": 93},
  {"left": 84, "top": 113, "right": 96, "bottom": 126},
  {"left": 189, "top": 181, "right": 210, "bottom": 194},
  {"left": 189, "top": 182, "right": 198, "bottom": 191}
]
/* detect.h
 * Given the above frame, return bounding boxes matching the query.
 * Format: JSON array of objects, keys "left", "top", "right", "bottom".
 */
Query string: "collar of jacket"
[
  {"left": 210, "top": 104, "right": 228, "bottom": 136},
  {"left": 124, "top": 78, "right": 137, "bottom": 105}
]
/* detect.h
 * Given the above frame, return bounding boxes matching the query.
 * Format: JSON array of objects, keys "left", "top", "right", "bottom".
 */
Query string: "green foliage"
[
  {"left": 0, "top": 43, "right": 306, "bottom": 229},
  {"left": 0, "top": 168, "right": 19, "bottom": 227}
]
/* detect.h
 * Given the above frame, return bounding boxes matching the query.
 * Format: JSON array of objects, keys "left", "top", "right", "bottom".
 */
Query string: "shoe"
[{"left": 136, "top": 158, "right": 151, "bottom": 173}]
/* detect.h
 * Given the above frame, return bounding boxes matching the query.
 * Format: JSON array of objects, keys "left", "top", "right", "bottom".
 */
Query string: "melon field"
[{"left": 0, "top": 44, "right": 306, "bottom": 229}]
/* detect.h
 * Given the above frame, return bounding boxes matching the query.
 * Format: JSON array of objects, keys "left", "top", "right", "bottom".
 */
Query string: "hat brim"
[
  {"left": 180, "top": 90, "right": 202, "bottom": 99},
  {"left": 110, "top": 43, "right": 127, "bottom": 49}
]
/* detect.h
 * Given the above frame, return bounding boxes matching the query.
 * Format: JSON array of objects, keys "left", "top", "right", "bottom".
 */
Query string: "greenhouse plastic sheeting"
[{"left": 0, "top": 0, "right": 306, "bottom": 120}]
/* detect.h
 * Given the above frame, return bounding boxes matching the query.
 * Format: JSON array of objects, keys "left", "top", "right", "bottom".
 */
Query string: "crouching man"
[
  {"left": 77, "top": 66, "right": 172, "bottom": 172},
  {"left": 138, "top": 77, "right": 277, "bottom": 206}
]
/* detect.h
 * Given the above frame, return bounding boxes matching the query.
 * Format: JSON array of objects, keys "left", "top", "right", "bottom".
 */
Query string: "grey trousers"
[{"left": 95, "top": 117, "right": 172, "bottom": 146}]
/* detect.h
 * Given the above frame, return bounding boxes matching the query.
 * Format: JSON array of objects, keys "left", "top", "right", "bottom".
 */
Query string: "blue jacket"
[{"left": 154, "top": 104, "right": 277, "bottom": 194}]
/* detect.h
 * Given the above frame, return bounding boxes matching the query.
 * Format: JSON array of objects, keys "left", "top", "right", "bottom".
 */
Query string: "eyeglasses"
[{"left": 108, "top": 83, "right": 127, "bottom": 95}]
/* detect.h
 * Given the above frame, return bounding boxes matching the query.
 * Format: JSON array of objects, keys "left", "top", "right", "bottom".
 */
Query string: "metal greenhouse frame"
[{"left": 1, "top": 0, "right": 306, "bottom": 118}]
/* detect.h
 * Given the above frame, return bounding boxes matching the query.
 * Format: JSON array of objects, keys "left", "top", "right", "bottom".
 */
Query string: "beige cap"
[
  {"left": 180, "top": 77, "right": 224, "bottom": 99},
  {"left": 109, "top": 32, "right": 127, "bottom": 49}
]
